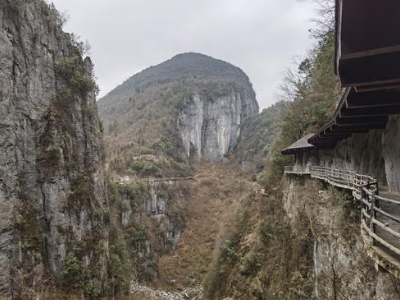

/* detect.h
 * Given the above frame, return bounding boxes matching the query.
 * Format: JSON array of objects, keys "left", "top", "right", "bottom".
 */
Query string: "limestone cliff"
[
  {"left": 0, "top": 0, "right": 108, "bottom": 296},
  {"left": 178, "top": 89, "right": 258, "bottom": 161},
  {"left": 111, "top": 178, "right": 188, "bottom": 282}
]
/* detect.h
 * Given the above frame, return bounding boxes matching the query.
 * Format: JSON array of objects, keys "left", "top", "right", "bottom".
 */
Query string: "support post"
[
  {"left": 370, "top": 192, "right": 376, "bottom": 246},
  {"left": 361, "top": 186, "right": 365, "bottom": 227}
]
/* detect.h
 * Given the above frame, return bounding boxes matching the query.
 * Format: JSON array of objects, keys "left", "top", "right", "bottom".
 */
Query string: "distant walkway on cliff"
[{"left": 116, "top": 175, "right": 194, "bottom": 185}]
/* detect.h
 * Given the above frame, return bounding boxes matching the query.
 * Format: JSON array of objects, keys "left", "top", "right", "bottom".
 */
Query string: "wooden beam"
[
  {"left": 327, "top": 128, "right": 368, "bottom": 134},
  {"left": 312, "top": 139, "right": 337, "bottom": 143},
  {"left": 341, "top": 45, "right": 400, "bottom": 60},
  {"left": 340, "top": 104, "right": 400, "bottom": 118},
  {"left": 338, "top": 51, "right": 400, "bottom": 88},
  {"left": 346, "top": 88, "right": 400, "bottom": 109},
  {"left": 355, "top": 82, "right": 400, "bottom": 93},
  {"left": 323, "top": 133, "right": 351, "bottom": 138},
  {"left": 336, "top": 115, "right": 388, "bottom": 125}
]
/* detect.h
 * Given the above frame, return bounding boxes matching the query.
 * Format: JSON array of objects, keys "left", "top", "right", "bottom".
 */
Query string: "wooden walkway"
[{"left": 285, "top": 165, "right": 400, "bottom": 279}]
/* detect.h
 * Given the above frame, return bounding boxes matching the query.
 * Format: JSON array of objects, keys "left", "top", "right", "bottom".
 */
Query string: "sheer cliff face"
[
  {"left": 0, "top": 1, "right": 107, "bottom": 294},
  {"left": 178, "top": 90, "right": 258, "bottom": 161}
]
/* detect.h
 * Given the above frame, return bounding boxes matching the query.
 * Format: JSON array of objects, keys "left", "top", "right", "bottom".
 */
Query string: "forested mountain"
[
  {"left": 104, "top": 52, "right": 256, "bottom": 99},
  {"left": 98, "top": 53, "right": 259, "bottom": 177}
]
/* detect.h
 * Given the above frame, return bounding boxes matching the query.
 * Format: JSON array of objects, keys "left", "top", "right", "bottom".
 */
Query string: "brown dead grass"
[{"left": 154, "top": 160, "right": 258, "bottom": 290}]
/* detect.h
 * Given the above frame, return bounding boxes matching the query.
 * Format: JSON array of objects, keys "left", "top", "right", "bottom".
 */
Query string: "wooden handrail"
[{"left": 286, "top": 164, "right": 400, "bottom": 268}]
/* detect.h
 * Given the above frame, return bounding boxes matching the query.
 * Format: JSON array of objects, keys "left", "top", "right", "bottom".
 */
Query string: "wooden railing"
[
  {"left": 309, "top": 166, "right": 377, "bottom": 198},
  {"left": 361, "top": 187, "right": 400, "bottom": 257},
  {"left": 285, "top": 165, "right": 400, "bottom": 276},
  {"left": 283, "top": 166, "right": 310, "bottom": 175}
]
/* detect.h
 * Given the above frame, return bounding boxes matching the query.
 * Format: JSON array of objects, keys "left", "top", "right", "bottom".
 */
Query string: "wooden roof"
[
  {"left": 308, "top": 87, "right": 400, "bottom": 147},
  {"left": 281, "top": 133, "right": 315, "bottom": 155},
  {"left": 335, "top": 0, "right": 400, "bottom": 90},
  {"left": 282, "top": 0, "right": 400, "bottom": 152}
]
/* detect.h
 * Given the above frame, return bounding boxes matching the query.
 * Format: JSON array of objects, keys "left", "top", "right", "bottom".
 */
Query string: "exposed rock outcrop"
[
  {"left": 178, "top": 91, "right": 258, "bottom": 161},
  {"left": 114, "top": 179, "right": 188, "bottom": 282},
  {"left": 0, "top": 0, "right": 107, "bottom": 295}
]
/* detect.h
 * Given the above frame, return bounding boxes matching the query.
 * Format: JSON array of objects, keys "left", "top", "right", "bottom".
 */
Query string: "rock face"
[
  {"left": 116, "top": 179, "right": 188, "bottom": 281},
  {"left": 178, "top": 91, "right": 258, "bottom": 161},
  {"left": 383, "top": 116, "right": 400, "bottom": 193},
  {"left": 283, "top": 178, "right": 400, "bottom": 299},
  {"left": 0, "top": 0, "right": 108, "bottom": 295}
]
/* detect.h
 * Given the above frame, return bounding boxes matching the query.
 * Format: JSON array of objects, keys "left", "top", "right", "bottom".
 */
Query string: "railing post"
[
  {"left": 370, "top": 191, "right": 376, "bottom": 246},
  {"left": 361, "top": 186, "right": 366, "bottom": 229}
]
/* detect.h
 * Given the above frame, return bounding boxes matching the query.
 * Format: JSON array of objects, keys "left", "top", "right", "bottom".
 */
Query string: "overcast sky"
[{"left": 51, "top": 0, "right": 317, "bottom": 109}]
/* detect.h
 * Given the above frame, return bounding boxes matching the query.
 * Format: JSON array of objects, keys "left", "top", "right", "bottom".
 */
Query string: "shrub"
[
  {"left": 61, "top": 253, "right": 102, "bottom": 299},
  {"left": 61, "top": 253, "right": 84, "bottom": 291},
  {"left": 14, "top": 196, "right": 45, "bottom": 253},
  {"left": 56, "top": 56, "right": 97, "bottom": 97},
  {"left": 42, "top": 146, "right": 61, "bottom": 166},
  {"left": 39, "top": 1, "right": 67, "bottom": 27},
  {"left": 220, "top": 240, "right": 240, "bottom": 265},
  {"left": 68, "top": 174, "right": 94, "bottom": 209},
  {"left": 131, "top": 160, "right": 145, "bottom": 172}
]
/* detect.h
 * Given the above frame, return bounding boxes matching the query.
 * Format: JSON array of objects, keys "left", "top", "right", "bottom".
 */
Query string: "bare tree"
[{"left": 299, "top": 0, "right": 336, "bottom": 37}]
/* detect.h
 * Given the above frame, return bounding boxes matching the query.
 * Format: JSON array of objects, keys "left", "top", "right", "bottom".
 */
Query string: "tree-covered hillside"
[
  {"left": 236, "top": 101, "right": 286, "bottom": 164},
  {"left": 103, "top": 52, "right": 255, "bottom": 99}
]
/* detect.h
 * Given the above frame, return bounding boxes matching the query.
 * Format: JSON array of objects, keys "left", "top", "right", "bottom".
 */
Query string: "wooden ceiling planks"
[
  {"left": 283, "top": 0, "right": 400, "bottom": 155},
  {"left": 336, "top": 0, "right": 400, "bottom": 89}
]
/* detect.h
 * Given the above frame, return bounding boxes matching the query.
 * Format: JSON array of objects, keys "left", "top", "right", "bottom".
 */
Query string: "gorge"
[{"left": 1, "top": 0, "right": 400, "bottom": 300}]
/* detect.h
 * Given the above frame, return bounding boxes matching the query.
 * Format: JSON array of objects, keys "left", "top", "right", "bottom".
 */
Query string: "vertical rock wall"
[
  {"left": 383, "top": 116, "right": 400, "bottom": 194},
  {"left": 116, "top": 180, "right": 187, "bottom": 282},
  {"left": 178, "top": 90, "right": 258, "bottom": 161},
  {"left": 0, "top": 1, "right": 108, "bottom": 294}
]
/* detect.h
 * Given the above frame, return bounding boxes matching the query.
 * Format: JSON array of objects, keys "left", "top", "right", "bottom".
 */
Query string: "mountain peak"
[{"left": 101, "top": 52, "right": 254, "bottom": 99}]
